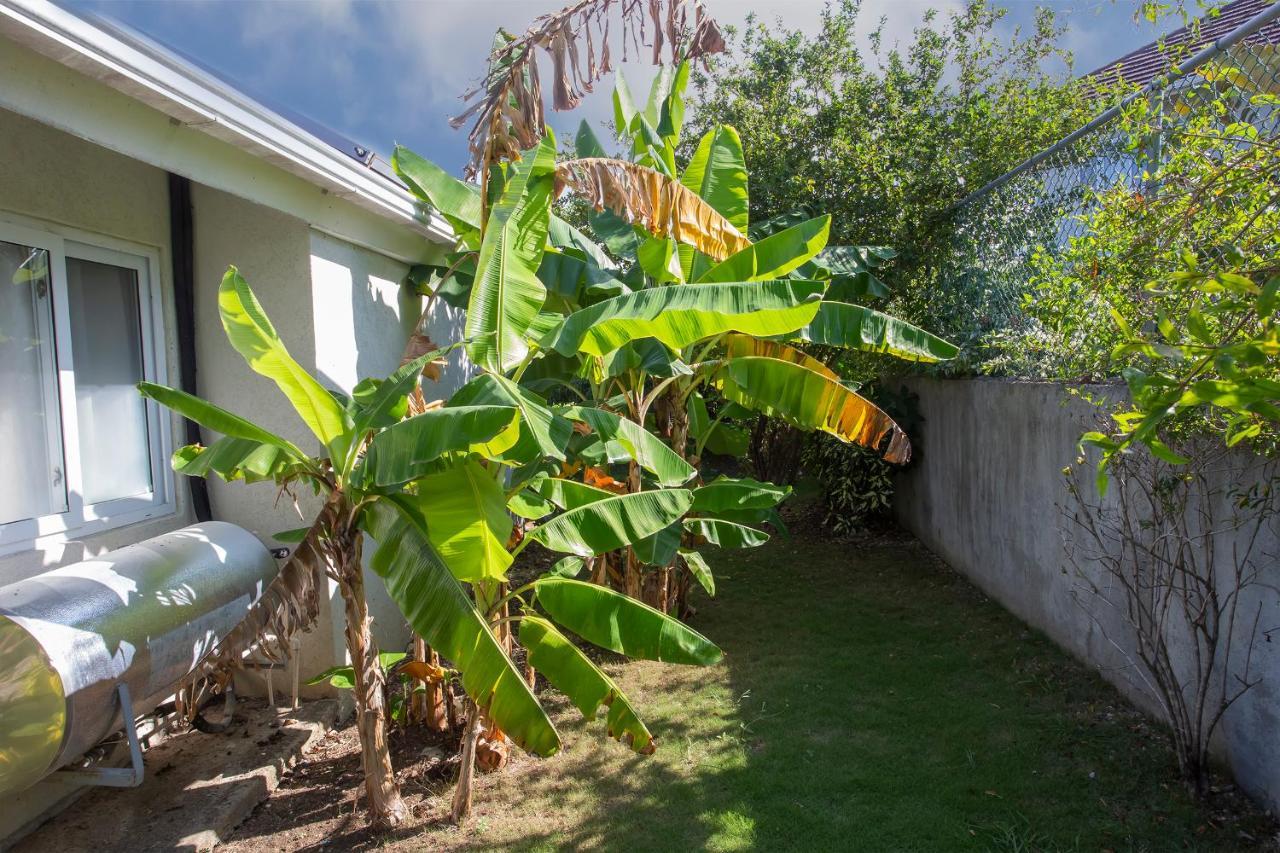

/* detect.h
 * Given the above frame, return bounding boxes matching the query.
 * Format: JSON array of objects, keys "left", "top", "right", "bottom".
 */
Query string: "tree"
[
  {"left": 683, "top": 0, "right": 1093, "bottom": 351},
  {"left": 395, "top": 47, "right": 958, "bottom": 618},
  {"left": 143, "top": 267, "right": 725, "bottom": 828}
]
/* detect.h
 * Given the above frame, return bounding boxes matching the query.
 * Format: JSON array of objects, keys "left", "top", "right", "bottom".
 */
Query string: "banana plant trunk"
[
  {"left": 666, "top": 392, "right": 692, "bottom": 615},
  {"left": 330, "top": 496, "right": 408, "bottom": 829},
  {"left": 452, "top": 697, "right": 483, "bottom": 823}
]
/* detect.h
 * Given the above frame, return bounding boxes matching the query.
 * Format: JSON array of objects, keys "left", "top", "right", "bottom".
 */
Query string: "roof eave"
[{"left": 0, "top": 0, "right": 456, "bottom": 246}]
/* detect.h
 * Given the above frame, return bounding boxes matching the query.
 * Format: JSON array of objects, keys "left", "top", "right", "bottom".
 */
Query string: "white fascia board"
[{"left": 0, "top": 0, "right": 455, "bottom": 248}]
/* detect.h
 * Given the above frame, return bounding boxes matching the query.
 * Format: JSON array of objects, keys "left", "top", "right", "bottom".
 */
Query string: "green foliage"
[
  {"left": 685, "top": 0, "right": 1092, "bottom": 351},
  {"left": 979, "top": 69, "right": 1280, "bottom": 479},
  {"left": 802, "top": 384, "right": 922, "bottom": 535}
]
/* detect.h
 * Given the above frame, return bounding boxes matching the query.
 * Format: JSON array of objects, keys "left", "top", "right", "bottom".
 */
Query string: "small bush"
[{"left": 803, "top": 385, "right": 921, "bottom": 535}]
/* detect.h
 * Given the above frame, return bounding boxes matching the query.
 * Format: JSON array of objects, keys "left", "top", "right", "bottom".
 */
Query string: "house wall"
[
  {"left": 0, "top": 106, "right": 194, "bottom": 580},
  {"left": 0, "top": 98, "right": 455, "bottom": 840},
  {"left": 893, "top": 377, "right": 1280, "bottom": 811},
  {"left": 0, "top": 104, "right": 197, "bottom": 844},
  {"left": 307, "top": 232, "right": 470, "bottom": 665}
]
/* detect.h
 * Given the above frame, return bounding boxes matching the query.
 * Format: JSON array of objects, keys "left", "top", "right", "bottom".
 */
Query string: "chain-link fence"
[{"left": 933, "top": 4, "right": 1280, "bottom": 373}]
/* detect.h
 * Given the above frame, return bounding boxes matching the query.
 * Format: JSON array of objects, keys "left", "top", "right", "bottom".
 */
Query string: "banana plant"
[
  {"left": 139, "top": 267, "right": 725, "bottom": 829},
  {"left": 392, "top": 59, "right": 958, "bottom": 615}
]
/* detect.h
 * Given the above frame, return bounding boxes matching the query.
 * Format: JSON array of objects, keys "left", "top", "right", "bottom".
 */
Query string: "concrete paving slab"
[{"left": 11, "top": 699, "right": 342, "bottom": 853}]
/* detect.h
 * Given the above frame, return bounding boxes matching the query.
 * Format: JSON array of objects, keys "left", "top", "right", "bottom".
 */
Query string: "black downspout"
[{"left": 168, "top": 173, "right": 213, "bottom": 522}]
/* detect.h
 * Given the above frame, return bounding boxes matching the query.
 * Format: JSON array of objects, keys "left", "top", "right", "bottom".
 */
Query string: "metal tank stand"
[{"left": 54, "top": 683, "right": 145, "bottom": 788}]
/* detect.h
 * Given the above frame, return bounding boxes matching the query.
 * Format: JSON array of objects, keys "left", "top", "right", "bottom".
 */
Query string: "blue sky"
[{"left": 63, "top": 1, "right": 1165, "bottom": 176}]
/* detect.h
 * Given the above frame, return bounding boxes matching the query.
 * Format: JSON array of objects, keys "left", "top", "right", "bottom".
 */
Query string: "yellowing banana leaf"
[
  {"left": 540, "top": 280, "right": 824, "bottom": 358},
  {"left": 519, "top": 615, "right": 654, "bottom": 753},
  {"left": 679, "top": 549, "right": 715, "bottom": 597},
  {"left": 354, "top": 406, "right": 520, "bottom": 489},
  {"left": 789, "top": 302, "right": 959, "bottom": 363},
  {"left": 527, "top": 489, "right": 693, "bottom": 556},
  {"left": 723, "top": 333, "right": 838, "bottom": 380},
  {"left": 683, "top": 518, "right": 770, "bottom": 549},
  {"left": 697, "top": 215, "right": 831, "bottom": 283},
  {"left": 218, "top": 267, "right": 351, "bottom": 458},
  {"left": 715, "top": 355, "right": 911, "bottom": 463},
  {"left": 560, "top": 406, "right": 695, "bottom": 487},
  {"left": 533, "top": 577, "right": 722, "bottom": 666},
  {"left": 364, "top": 500, "right": 559, "bottom": 756},
  {"left": 555, "top": 158, "right": 750, "bottom": 261},
  {"left": 466, "top": 136, "right": 555, "bottom": 373},
  {"left": 681, "top": 125, "right": 749, "bottom": 232},
  {"left": 413, "top": 460, "right": 513, "bottom": 583}
]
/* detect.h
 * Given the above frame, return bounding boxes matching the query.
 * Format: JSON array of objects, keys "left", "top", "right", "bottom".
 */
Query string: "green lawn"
[{"left": 430, "top": 533, "right": 1270, "bottom": 852}]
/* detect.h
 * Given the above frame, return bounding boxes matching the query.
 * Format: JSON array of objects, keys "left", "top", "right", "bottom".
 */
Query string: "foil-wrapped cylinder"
[{"left": 0, "top": 522, "right": 275, "bottom": 794}]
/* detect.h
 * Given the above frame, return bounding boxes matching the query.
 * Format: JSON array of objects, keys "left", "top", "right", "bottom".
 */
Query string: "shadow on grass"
[{"left": 484, "top": 535, "right": 1272, "bottom": 853}]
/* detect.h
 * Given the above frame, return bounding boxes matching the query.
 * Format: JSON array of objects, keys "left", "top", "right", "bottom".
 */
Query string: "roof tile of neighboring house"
[{"left": 1086, "top": 0, "right": 1280, "bottom": 89}]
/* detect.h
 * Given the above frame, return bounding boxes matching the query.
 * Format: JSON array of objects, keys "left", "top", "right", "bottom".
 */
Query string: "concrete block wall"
[{"left": 894, "top": 377, "right": 1280, "bottom": 811}]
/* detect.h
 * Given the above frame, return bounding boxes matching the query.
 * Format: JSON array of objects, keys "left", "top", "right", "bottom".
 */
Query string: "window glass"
[
  {"left": 65, "top": 256, "right": 152, "bottom": 505},
  {"left": 0, "top": 241, "right": 66, "bottom": 524}
]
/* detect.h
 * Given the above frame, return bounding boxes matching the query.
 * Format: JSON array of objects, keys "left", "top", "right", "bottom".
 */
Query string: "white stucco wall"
[
  {"left": 307, "top": 231, "right": 469, "bottom": 667},
  {"left": 0, "top": 104, "right": 195, "bottom": 843}
]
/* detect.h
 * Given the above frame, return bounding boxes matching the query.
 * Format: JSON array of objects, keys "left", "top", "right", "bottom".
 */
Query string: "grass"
[{"left": 232, "top": 531, "right": 1276, "bottom": 851}]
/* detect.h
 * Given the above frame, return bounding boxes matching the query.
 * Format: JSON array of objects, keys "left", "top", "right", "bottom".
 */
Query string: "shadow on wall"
[{"left": 308, "top": 231, "right": 469, "bottom": 400}]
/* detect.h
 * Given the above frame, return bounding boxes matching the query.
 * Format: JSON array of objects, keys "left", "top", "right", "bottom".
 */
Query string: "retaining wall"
[{"left": 894, "top": 377, "right": 1280, "bottom": 810}]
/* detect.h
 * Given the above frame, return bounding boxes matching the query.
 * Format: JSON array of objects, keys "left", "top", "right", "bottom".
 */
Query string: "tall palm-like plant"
[
  {"left": 143, "top": 267, "right": 724, "bottom": 828},
  {"left": 393, "top": 57, "right": 958, "bottom": 614}
]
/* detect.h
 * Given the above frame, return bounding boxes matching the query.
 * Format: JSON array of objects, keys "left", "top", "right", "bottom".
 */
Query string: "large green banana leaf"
[
  {"left": 518, "top": 615, "right": 654, "bottom": 752},
  {"left": 363, "top": 500, "right": 558, "bottom": 756},
  {"left": 353, "top": 406, "right": 520, "bottom": 489},
  {"left": 598, "top": 339, "right": 691, "bottom": 380},
  {"left": 714, "top": 355, "right": 912, "bottom": 464},
  {"left": 465, "top": 136, "right": 555, "bottom": 373},
  {"left": 559, "top": 406, "right": 695, "bottom": 487},
  {"left": 633, "top": 523, "right": 682, "bottom": 566},
  {"left": 539, "top": 280, "right": 824, "bottom": 357},
  {"left": 138, "top": 382, "right": 305, "bottom": 460},
  {"left": 508, "top": 489, "right": 556, "bottom": 520},
  {"left": 391, "top": 145, "right": 482, "bottom": 237},
  {"left": 653, "top": 61, "right": 690, "bottom": 145},
  {"left": 787, "top": 301, "right": 959, "bottom": 363},
  {"left": 218, "top": 267, "right": 351, "bottom": 458},
  {"left": 684, "top": 518, "right": 770, "bottom": 549},
  {"left": 681, "top": 125, "right": 749, "bottom": 231},
  {"left": 532, "top": 477, "right": 615, "bottom": 510},
  {"left": 413, "top": 460, "right": 513, "bottom": 583},
  {"left": 449, "top": 373, "right": 572, "bottom": 462},
  {"left": 613, "top": 71, "right": 642, "bottom": 138},
  {"left": 533, "top": 577, "right": 721, "bottom": 665},
  {"left": 527, "top": 489, "right": 693, "bottom": 556},
  {"left": 697, "top": 215, "right": 831, "bottom": 284},
  {"left": 691, "top": 477, "right": 791, "bottom": 513}
]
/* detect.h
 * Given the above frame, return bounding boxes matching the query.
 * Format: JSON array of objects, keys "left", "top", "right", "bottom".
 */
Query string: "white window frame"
[{"left": 0, "top": 214, "right": 174, "bottom": 557}]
